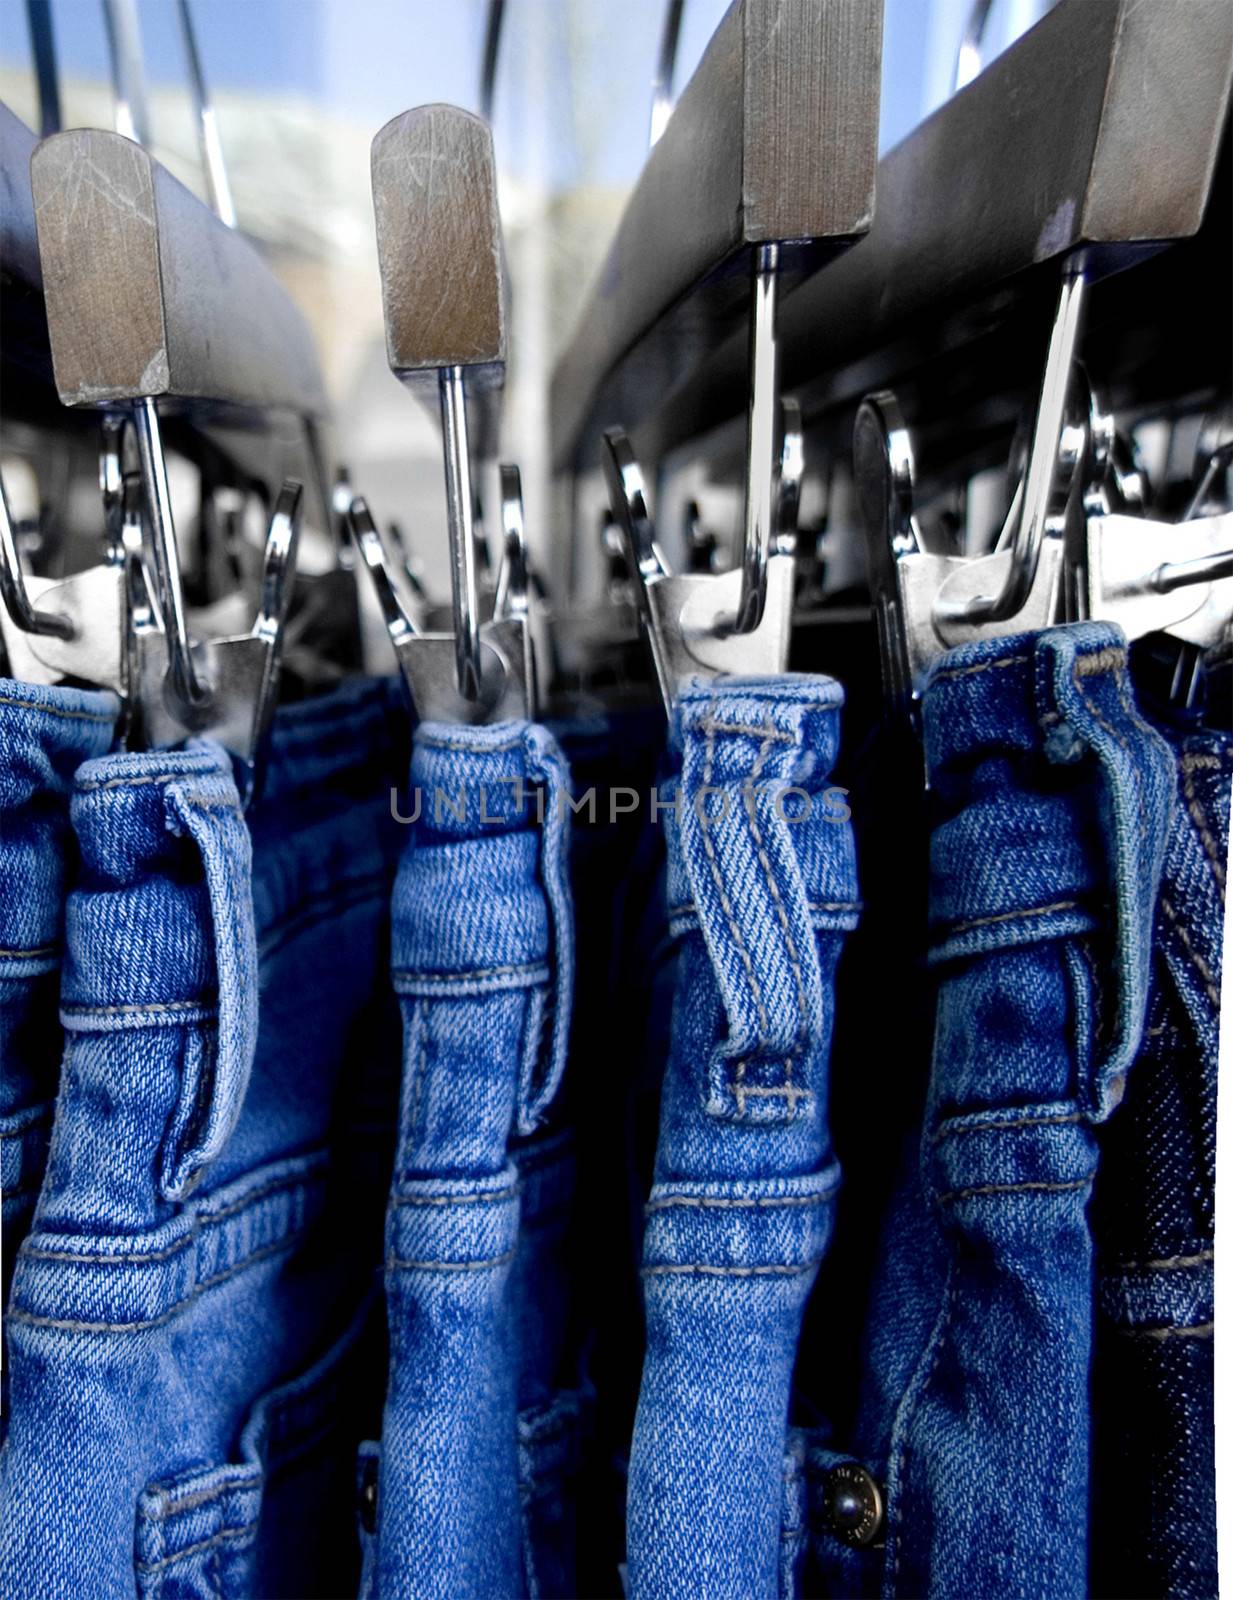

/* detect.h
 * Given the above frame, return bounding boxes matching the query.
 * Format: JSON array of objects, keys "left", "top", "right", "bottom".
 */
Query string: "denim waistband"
[
  {"left": 0, "top": 679, "right": 118, "bottom": 980},
  {"left": 922, "top": 624, "right": 1174, "bottom": 1120}
]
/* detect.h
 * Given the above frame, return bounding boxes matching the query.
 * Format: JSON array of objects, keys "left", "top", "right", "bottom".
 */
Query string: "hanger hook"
[
  {"left": 480, "top": 0, "right": 506, "bottom": 123},
  {"left": 735, "top": 241, "right": 781, "bottom": 634},
  {"left": 494, "top": 463, "right": 529, "bottom": 622},
  {"left": 0, "top": 468, "right": 74, "bottom": 642},
  {"left": 650, "top": 0, "right": 686, "bottom": 147},
  {"left": 132, "top": 396, "right": 208, "bottom": 708},
  {"left": 438, "top": 365, "right": 484, "bottom": 701}
]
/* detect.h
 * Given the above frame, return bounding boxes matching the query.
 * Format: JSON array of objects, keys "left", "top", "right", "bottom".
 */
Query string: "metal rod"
[
  {"left": 177, "top": 0, "right": 237, "bottom": 227},
  {"left": 736, "top": 241, "right": 780, "bottom": 634},
  {"left": 0, "top": 472, "right": 73, "bottom": 640},
  {"left": 650, "top": 0, "right": 686, "bottom": 147},
  {"left": 953, "top": 0, "right": 996, "bottom": 93},
  {"left": 439, "top": 366, "right": 482, "bottom": 701},
  {"left": 133, "top": 398, "right": 206, "bottom": 706},
  {"left": 480, "top": 0, "right": 506, "bottom": 123},
  {"left": 942, "top": 267, "right": 1086, "bottom": 626},
  {"left": 1151, "top": 549, "right": 1233, "bottom": 594},
  {"left": 26, "top": 0, "right": 61, "bottom": 136},
  {"left": 101, "top": 0, "right": 151, "bottom": 147}
]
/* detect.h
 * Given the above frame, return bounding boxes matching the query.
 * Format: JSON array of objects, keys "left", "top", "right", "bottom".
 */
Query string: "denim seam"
[
  {"left": 393, "top": 961, "right": 548, "bottom": 984},
  {"left": 144, "top": 1476, "right": 258, "bottom": 1520},
  {"left": 641, "top": 1261, "right": 820, "bottom": 1277},
  {"left": 0, "top": 693, "right": 113, "bottom": 723},
  {"left": 885, "top": 1260, "right": 958, "bottom": 1597},
  {"left": 697, "top": 700, "right": 772, "bottom": 1076},
  {"left": 930, "top": 653, "right": 1028, "bottom": 683},
  {"left": 0, "top": 943, "right": 57, "bottom": 958},
  {"left": 135, "top": 1523, "right": 255, "bottom": 1577},
  {"left": 1, "top": 1101, "right": 55, "bottom": 1134},
  {"left": 643, "top": 1188, "right": 838, "bottom": 1214},
  {"left": 62, "top": 998, "right": 217, "bottom": 1019},
  {"left": 936, "top": 1174, "right": 1094, "bottom": 1205},
  {"left": 943, "top": 898, "right": 1081, "bottom": 937},
  {"left": 1159, "top": 895, "right": 1222, "bottom": 1008},
  {"left": 930, "top": 1111, "right": 1085, "bottom": 1142},
  {"left": 666, "top": 900, "right": 861, "bottom": 920},
  {"left": 745, "top": 721, "right": 812, "bottom": 1111},
  {"left": 1115, "top": 1249, "right": 1213, "bottom": 1271},
  {"left": 1181, "top": 753, "right": 1227, "bottom": 898},
  {"left": 390, "top": 1182, "right": 521, "bottom": 1207},
  {"left": 78, "top": 773, "right": 181, "bottom": 793},
  {"left": 9, "top": 1229, "right": 303, "bottom": 1333},
  {"left": 698, "top": 717, "right": 795, "bottom": 743},
  {"left": 416, "top": 731, "right": 525, "bottom": 753},
  {"left": 1120, "top": 1321, "right": 1214, "bottom": 1340},
  {"left": 385, "top": 1246, "right": 518, "bottom": 1272}
]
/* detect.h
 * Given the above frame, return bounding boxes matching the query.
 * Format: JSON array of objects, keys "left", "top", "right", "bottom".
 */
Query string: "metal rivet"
[{"left": 822, "top": 1461, "right": 885, "bottom": 1548}]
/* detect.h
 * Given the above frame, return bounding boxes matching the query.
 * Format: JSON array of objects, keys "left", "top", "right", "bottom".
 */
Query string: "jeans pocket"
[{"left": 136, "top": 1295, "right": 377, "bottom": 1600}]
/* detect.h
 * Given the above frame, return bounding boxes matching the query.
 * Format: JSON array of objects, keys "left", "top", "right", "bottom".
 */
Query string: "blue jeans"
[
  {"left": 0, "top": 678, "right": 407, "bottom": 1600},
  {"left": 361, "top": 719, "right": 584, "bottom": 1599},
  {"left": 808, "top": 623, "right": 1174, "bottom": 1599},
  {"left": 1090, "top": 718, "right": 1227, "bottom": 1598},
  {"left": 625, "top": 677, "right": 860, "bottom": 1600},
  {"left": 0, "top": 680, "right": 118, "bottom": 1420}
]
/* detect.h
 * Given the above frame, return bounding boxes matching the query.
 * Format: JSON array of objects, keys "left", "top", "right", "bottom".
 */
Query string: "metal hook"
[
  {"left": 853, "top": 390, "right": 924, "bottom": 713},
  {"left": 480, "top": 0, "right": 506, "bottom": 123},
  {"left": 602, "top": 427, "right": 793, "bottom": 711},
  {"left": 935, "top": 266, "right": 1086, "bottom": 628},
  {"left": 776, "top": 396, "right": 804, "bottom": 549},
  {"left": 953, "top": 0, "right": 996, "bottom": 93},
  {"left": 0, "top": 469, "right": 74, "bottom": 642},
  {"left": 439, "top": 365, "right": 484, "bottom": 702},
  {"left": 736, "top": 241, "right": 781, "bottom": 633},
  {"left": 101, "top": 0, "right": 151, "bottom": 146},
  {"left": 650, "top": 0, "right": 686, "bottom": 147},
  {"left": 26, "top": 0, "right": 62, "bottom": 135},
  {"left": 494, "top": 463, "right": 529, "bottom": 623},
  {"left": 176, "top": 0, "right": 236, "bottom": 227},
  {"left": 133, "top": 396, "right": 208, "bottom": 709}
]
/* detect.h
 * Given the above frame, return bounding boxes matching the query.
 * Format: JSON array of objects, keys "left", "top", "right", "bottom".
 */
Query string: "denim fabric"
[
  {"left": 364, "top": 718, "right": 581, "bottom": 1600},
  {"left": 0, "top": 681, "right": 118, "bottom": 1386},
  {"left": 1090, "top": 722, "right": 1228, "bottom": 1599},
  {"left": 625, "top": 676, "right": 860, "bottom": 1600},
  {"left": 808, "top": 623, "right": 1174, "bottom": 1599},
  {"left": 0, "top": 678, "right": 407, "bottom": 1600}
]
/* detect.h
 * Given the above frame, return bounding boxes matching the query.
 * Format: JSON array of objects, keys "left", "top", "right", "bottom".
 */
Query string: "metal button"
[{"left": 822, "top": 1461, "right": 885, "bottom": 1548}]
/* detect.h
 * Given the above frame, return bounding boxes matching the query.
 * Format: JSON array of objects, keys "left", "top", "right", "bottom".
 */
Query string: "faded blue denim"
[
  {"left": 0, "top": 678, "right": 407, "bottom": 1600},
  {"left": 1090, "top": 718, "right": 1227, "bottom": 1598},
  {"left": 625, "top": 676, "right": 860, "bottom": 1600},
  {"left": 0, "top": 680, "right": 118, "bottom": 1396},
  {"left": 361, "top": 718, "right": 583, "bottom": 1599},
  {"left": 808, "top": 623, "right": 1174, "bottom": 1599}
]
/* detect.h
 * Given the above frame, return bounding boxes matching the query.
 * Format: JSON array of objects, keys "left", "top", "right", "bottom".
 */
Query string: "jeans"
[
  {"left": 0, "top": 678, "right": 407, "bottom": 1600},
  {"left": 625, "top": 677, "right": 860, "bottom": 1600},
  {"left": 361, "top": 718, "right": 583, "bottom": 1600},
  {"left": 809, "top": 623, "right": 1174, "bottom": 1599},
  {"left": 1090, "top": 719, "right": 1228, "bottom": 1599},
  {"left": 0, "top": 680, "right": 118, "bottom": 1419}
]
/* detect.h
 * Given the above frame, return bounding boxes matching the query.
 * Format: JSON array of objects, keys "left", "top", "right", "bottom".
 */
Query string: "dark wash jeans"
[
  {"left": 0, "top": 680, "right": 118, "bottom": 1401},
  {"left": 625, "top": 676, "right": 860, "bottom": 1600},
  {"left": 806, "top": 623, "right": 1174, "bottom": 1599},
  {"left": 0, "top": 678, "right": 407, "bottom": 1600},
  {"left": 361, "top": 718, "right": 585, "bottom": 1600},
  {"left": 1090, "top": 718, "right": 1227, "bottom": 1599}
]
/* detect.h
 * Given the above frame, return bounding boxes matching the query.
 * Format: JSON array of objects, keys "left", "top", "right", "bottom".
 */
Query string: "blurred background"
[{"left": 0, "top": 0, "right": 1053, "bottom": 611}]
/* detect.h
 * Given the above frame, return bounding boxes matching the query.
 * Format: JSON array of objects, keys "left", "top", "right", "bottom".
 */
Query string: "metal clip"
[
  {"left": 1084, "top": 510, "right": 1233, "bottom": 647},
  {"left": 601, "top": 427, "right": 793, "bottom": 713},
  {"left": 0, "top": 426, "right": 129, "bottom": 695},
  {"left": 135, "top": 481, "right": 302, "bottom": 781},
  {"left": 351, "top": 479, "right": 533, "bottom": 725}
]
